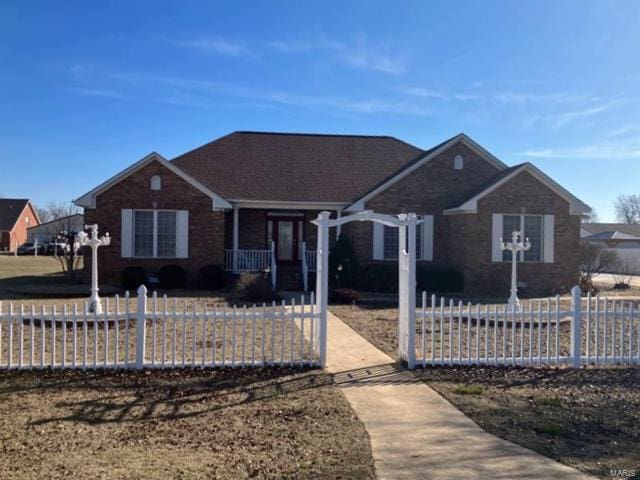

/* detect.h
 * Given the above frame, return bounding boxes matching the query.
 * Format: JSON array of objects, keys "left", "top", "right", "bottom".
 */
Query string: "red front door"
[{"left": 268, "top": 216, "right": 304, "bottom": 264}]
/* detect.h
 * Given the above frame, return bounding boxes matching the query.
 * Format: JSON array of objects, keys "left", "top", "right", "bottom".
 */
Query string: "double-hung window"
[
  {"left": 134, "top": 210, "right": 177, "bottom": 258},
  {"left": 121, "top": 209, "right": 188, "bottom": 259},
  {"left": 382, "top": 223, "right": 423, "bottom": 260},
  {"left": 373, "top": 215, "right": 433, "bottom": 261},
  {"left": 501, "top": 214, "right": 543, "bottom": 262}
]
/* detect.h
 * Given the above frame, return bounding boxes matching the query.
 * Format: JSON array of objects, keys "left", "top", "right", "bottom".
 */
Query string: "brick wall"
[
  {"left": 342, "top": 144, "right": 580, "bottom": 296},
  {"left": 346, "top": 142, "right": 501, "bottom": 267},
  {"left": 453, "top": 170, "right": 580, "bottom": 297},
  {"left": 84, "top": 160, "right": 225, "bottom": 285}
]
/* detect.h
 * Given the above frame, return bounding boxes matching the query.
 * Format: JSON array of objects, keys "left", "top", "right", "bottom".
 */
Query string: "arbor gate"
[{"left": 312, "top": 210, "right": 419, "bottom": 368}]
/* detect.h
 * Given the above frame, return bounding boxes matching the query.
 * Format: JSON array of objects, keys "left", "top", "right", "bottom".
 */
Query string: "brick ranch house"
[
  {"left": 0, "top": 198, "right": 40, "bottom": 252},
  {"left": 74, "top": 132, "right": 590, "bottom": 296}
]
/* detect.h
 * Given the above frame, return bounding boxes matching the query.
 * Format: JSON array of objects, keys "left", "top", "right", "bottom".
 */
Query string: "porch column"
[
  {"left": 232, "top": 204, "right": 239, "bottom": 271},
  {"left": 336, "top": 210, "right": 342, "bottom": 237}
]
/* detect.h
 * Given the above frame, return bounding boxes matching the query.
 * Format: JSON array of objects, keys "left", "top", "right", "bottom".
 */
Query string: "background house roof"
[
  {"left": 171, "top": 131, "right": 425, "bottom": 203},
  {"left": 0, "top": 198, "right": 31, "bottom": 231},
  {"left": 581, "top": 223, "right": 640, "bottom": 240}
]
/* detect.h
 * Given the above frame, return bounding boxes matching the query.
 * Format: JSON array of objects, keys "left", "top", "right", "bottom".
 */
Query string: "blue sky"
[{"left": 1, "top": 1, "right": 639, "bottom": 221}]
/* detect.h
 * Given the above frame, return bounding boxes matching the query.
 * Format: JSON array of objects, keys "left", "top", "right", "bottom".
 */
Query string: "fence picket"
[
  {"left": 19, "top": 305, "right": 24, "bottom": 368},
  {"left": 8, "top": 304, "right": 13, "bottom": 369},
  {"left": 30, "top": 305, "right": 35, "bottom": 368},
  {"left": 103, "top": 298, "right": 109, "bottom": 368}
]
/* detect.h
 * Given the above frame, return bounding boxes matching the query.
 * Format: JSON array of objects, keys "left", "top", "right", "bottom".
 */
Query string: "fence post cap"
[{"left": 137, "top": 284, "right": 148, "bottom": 296}]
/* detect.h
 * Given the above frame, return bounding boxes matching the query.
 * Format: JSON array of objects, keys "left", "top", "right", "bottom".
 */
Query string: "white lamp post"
[
  {"left": 76, "top": 224, "right": 111, "bottom": 314},
  {"left": 500, "top": 230, "right": 531, "bottom": 311}
]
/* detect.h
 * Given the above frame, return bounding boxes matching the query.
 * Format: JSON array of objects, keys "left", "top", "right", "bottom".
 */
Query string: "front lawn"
[
  {"left": 332, "top": 303, "right": 640, "bottom": 480},
  {"left": 0, "top": 368, "right": 374, "bottom": 479}
]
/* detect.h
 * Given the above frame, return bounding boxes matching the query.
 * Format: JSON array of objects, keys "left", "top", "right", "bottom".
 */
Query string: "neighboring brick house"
[
  {"left": 0, "top": 198, "right": 40, "bottom": 252},
  {"left": 74, "top": 132, "right": 590, "bottom": 295}
]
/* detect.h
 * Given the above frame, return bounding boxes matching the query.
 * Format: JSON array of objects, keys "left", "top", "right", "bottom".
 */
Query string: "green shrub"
[
  {"left": 121, "top": 266, "right": 147, "bottom": 291},
  {"left": 235, "top": 273, "right": 279, "bottom": 302},
  {"left": 196, "top": 265, "right": 227, "bottom": 290},
  {"left": 329, "top": 234, "right": 360, "bottom": 288},
  {"left": 330, "top": 288, "right": 362, "bottom": 304},
  {"left": 159, "top": 265, "right": 187, "bottom": 289}
]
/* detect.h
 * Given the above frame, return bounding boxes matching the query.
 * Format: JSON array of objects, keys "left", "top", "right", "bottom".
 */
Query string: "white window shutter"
[
  {"left": 176, "top": 210, "right": 189, "bottom": 258},
  {"left": 543, "top": 214, "right": 554, "bottom": 263},
  {"left": 422, "top": 215, "right": 434, "bottom": 261},
  {"left": 491, "top": 214, "right": 503, "bottom": 262},
  {"left": 372, "top": 222, "right": 384, "bottom": 260},
  {"left": 121, "top": 209, "right": 133, "bottom": 258}
]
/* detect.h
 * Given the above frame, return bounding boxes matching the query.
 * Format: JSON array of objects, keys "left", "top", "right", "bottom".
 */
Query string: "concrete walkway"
[{"left": 326, "top": 311, "right": 595, "bottom": 480}]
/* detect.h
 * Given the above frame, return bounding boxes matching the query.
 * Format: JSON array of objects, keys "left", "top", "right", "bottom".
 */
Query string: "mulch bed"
[
  {"left": 332, "top": 304, "right": 640, "bottom": 480},
  {"left": 0, "top": 368, "right": 375, "bottom": 479}
]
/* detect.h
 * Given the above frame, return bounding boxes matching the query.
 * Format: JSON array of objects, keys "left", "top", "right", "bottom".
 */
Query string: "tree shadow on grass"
[{"left": 0, "top": 362, "right": 418, "bottom": 427}]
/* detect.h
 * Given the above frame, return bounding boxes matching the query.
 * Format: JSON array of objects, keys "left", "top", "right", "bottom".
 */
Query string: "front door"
[{"left": 268, "top": 216, "right": 304, "bottom": 263}]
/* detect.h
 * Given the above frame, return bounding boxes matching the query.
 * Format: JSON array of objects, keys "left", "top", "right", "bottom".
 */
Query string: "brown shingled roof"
[
  {"left": 0, "top": 198, "right": 31, "bottom": 231},
  {"left": 171, "top": 131, "right": 425, "bottom": 203}
]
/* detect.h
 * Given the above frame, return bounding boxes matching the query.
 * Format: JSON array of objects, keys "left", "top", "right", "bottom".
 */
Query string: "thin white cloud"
[
  {"left": 524, "top": 101, "right": 623, "bottom": 129},
  {"left": 392, "top": 86, "right": 446, "bottom": 99},
  {"left": 265, "top": 38, "right": 408, "bottom": 75},
  {"left": 518, "top": 141, "right": 640, "bottom": 160},
  {"left": 70, "top": 68, "right": 428, "bottom": 116},
  {"left": 606, "top": 124, "right": 640, "bottom": 137},
  {"left": 170, "top": 38, "right": 254, "bottom": 57},
  {"left": 74, "top": 88, "right": 128, "bottom": 99}
]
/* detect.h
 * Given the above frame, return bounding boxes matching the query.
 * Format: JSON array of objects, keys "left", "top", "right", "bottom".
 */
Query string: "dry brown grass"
[
  {"left": 333, "top": 303, "right": 640, "bottom": 479},
  {"left": 0, "top": 368, "right": 375, "bottom": 479}
]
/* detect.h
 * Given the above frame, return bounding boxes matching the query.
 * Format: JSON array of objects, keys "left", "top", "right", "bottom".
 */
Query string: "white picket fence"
[
  {"left": 415, "top": 287, "right": 640, "bottom": 368},
  {"left": 0, "top": 287, "right": 321, "bottom": 370}
]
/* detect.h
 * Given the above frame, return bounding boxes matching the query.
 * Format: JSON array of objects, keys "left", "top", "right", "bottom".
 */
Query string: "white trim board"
[
  {"left": 74, "top": 152, "right": 232, "bottom": 210},
  {"left": 345, "top": 133, "right": 508, "bottom": 212},
  {"left": 443, "top": 163, "right": 591, "bottom": 216},
  {"left": 230, "top": 200, "right": 348, "bottom": 210}
]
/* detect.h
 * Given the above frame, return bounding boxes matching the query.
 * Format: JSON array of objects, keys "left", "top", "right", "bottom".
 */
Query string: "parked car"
[
  {"left": 16, "top": 242, "right": 45, "bottom": 255},
  {"left": 45, "top": 241, "right": 67, "bottom": 255}
]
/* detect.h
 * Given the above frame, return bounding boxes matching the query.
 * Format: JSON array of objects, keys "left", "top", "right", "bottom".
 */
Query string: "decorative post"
[
  {"left": 500, "top": 230, "right": 531, "bottom": 311},
  {"left": 76, "top": 224, "right": 111, "bottom": 314},
  {"left": 313, "top": 211, "right": 330, "bottom": 368},
  {"left": 397, "top": 214, "right": 417, "bottom": 369}
]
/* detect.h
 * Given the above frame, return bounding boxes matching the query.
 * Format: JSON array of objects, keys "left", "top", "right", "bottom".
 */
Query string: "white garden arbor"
[{"left": 312, "top": 210, "right": 420, "bottom": 369}]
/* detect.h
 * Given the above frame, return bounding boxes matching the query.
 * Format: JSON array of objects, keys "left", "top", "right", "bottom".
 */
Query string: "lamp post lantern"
[
  {"left": 76, "top": 224, "right": 111, "bottom": 314},
  {"left": 500, "top": 230, "right": 531, "bottom": 311}
]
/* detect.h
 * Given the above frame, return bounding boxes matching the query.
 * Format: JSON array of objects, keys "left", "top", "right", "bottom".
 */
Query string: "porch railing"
[
  {"left": 301, "top": 242, "right": 317, "bottom": 292},
  {"left": 224, "top": 242, "right": 277, "bottom": 290}
]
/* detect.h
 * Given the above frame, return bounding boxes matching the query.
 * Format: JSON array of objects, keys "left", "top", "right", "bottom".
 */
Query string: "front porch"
[{"left": 223, "top": 206, "right": 334, "bottom": 290}]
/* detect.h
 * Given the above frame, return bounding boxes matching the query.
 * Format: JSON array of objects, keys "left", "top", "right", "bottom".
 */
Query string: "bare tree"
[
  {"left": 34, "top": 202, "right": 84, "bottom": 283},
  {"left": 579, "top": 241, "right": 620, "bottom": 292},
  {"left": 35, "top": 205, "right": 53, "bottom": 223},
  {"left": 582, "top": 205, "right": 599, "bottom": 223},
  {"left": 614, "top": 194, "right": 640, "bottom": 224}
]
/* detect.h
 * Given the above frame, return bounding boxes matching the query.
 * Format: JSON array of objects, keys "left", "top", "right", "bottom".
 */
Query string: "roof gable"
[
  {"left": 171, "top": 131, "right": 425, "bottom": 203},
  {"left": 345, "top": 133, "right": 508, "bottom": 211},
  {"left": 0, "top": 199, "right": 36, "bottom": 231},
  {"left": 74, "top": 153, "right": 231, "bottom": 210},
  {"left": 444, "top": 163, "right": 591, "bottom": 215}
]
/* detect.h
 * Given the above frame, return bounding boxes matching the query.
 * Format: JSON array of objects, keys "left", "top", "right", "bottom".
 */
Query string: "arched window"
[
  {"left": 454, "top": 155, "right": 464, "bottom": 170},
  {"left": 150, "top": 175, "right": 162, "bottom": 191}
]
